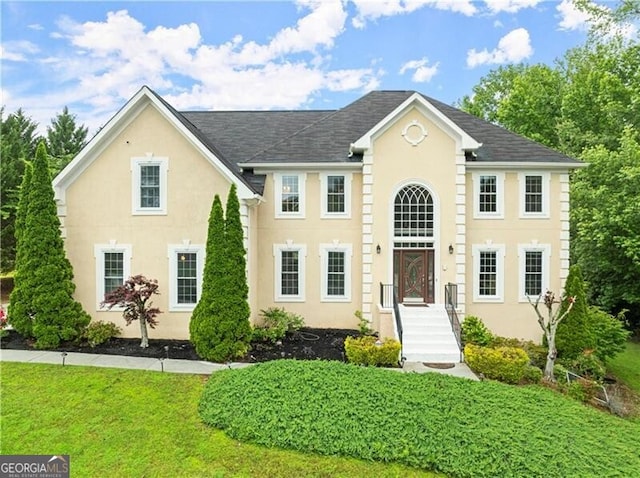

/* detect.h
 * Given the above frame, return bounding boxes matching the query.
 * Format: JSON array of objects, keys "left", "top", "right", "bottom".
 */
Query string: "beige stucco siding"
[
  {"left": 367, "top": 107, "right": 461, "bottom": 329},
  {"left": 465, "top": 171, "right": 565, "bottom": 341},
  {"left": 254, "top": 171, "right": 363, "bottom": 329},
  {"left": 63, "top": 104, "right": 235, "bottom": 340}
]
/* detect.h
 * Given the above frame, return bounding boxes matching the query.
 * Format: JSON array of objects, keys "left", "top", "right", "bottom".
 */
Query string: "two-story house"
[{"left": 53, "top": 86, "right": 584, "bottom": 362}]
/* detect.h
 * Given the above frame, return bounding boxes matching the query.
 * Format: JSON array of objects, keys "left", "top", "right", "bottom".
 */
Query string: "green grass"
[
  {"left": 0, "top": 362, "right": 436, "bottom": 478},
  {"left": 608, "top": 341, "right": 640, "bottom": 392},
  {"left": 200, "top": 360, "right": 640, "bottom": 478}
]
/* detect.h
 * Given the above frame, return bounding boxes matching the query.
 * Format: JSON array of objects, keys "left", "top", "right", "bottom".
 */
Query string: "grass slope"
[
  {"left": 0, "top": 362, "right": 436, "bottom": 477},
  {"left": 200, "top": 360, "right": 640, "bottom": 478},
  {"left": 608, "top": 341, "right": 640, "bottom": 392}
]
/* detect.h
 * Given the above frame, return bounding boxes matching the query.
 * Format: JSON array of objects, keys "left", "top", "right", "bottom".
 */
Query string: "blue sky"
[{"left": 0, "top": 1, "right": 607, "bottom": 134}]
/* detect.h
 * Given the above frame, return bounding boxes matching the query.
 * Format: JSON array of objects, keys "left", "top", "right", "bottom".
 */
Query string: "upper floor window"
[
  {"left": 273, "top": 243, "right": 306, "bottom": 301},
  {"left": 131, "top": 157, "right": 168, "bottom": 215},
  {"left": 274, "top": 173, "right": 306, "bottom": 218},
  {"left": 168, "top": 244, "right": 204, "bottom": 311},
  {"left": 472, "top": 244, "right": 505, "bottom": 302},
  {"left": 394, "top": 184, "right": 434, "bottom": 238},
  {"left": 94, "top": 243, "right": 132, "bottom": 310},
  {"left": 519, "top": 173, "right": 550, "bottom": 218},
  {"left": 321, "top": 173, "right": 352, "bottom": 218},
  {"left": 473, "top": 172, "right": 504, "bottom": 219}
]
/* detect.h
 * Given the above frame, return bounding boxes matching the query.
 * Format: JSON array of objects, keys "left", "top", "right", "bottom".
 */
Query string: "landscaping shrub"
[
  {"left": 569, "top": 351, "right": 606, "bottom": 382},
  {"left": 567, "top": 378, "right": 600, "bottom": 404},
  {"left": 490, "top": 336, "right": 548, "bottom": 369},
  {"left": 464, "top": 344, "right": 530, "bottom": 384},
  {"left": 461, "top": 315, "right": 493, "bottom": 346},
  {"left": 344, "top": 336, "right": 400, "bottom": 367},
  {"left": 522, "top": 365, "right": 543, "bottom": 384},
  {"left": 199, "top": 360, "right": 640, "bottom": 477},
  {"left": 251, "top": 307, "right": 305, "bottom": 343},
  {"left": 83, "top": 321, "right": 122, "bottom": 347},
  {"left": 355, "top": 310, "right": 374, "bottom": 336},
  {"left": 589, "top": 306, "right": 630, "bottom": 363}
]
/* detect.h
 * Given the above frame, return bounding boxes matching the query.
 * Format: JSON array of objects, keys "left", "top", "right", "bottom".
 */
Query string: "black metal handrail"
[
  {"left": 445, "top": 282, "right": 462, "bottom": 350},
  {"left": 392, "top": 292, "right": 403, "bottom": 346}
]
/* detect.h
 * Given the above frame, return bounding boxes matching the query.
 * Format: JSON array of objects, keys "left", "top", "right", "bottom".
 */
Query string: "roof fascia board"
[
  {"left": 241, "top": 162, "right": 362, "bottom": 172},
  {"left": 352, "top": 93, "right": 481, "bottom": 152},
  {"left": 465, "top": 161, "right": 587, "bottom": 170}
]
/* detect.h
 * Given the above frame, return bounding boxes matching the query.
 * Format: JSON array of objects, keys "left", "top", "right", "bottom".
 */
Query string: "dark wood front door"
[{"left": 394, "top": 249, "right": 435, "bottom": 304}]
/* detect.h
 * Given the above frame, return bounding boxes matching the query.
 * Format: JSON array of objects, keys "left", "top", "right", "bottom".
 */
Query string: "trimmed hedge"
[
  {"left": 199, "top": 360, "right": 640, "bottom": 477},
  {"left": 344, "top": 336, "right": 401, "bottom": 367},
  {"left": 464, "top": 344, "right": 530, "bottom": 384}
]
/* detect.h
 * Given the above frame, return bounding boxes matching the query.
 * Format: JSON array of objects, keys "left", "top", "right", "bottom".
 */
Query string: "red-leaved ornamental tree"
[
  {"left": 101, "top": 275, "right": 161, "bottom": 348},
  {"left": 528, "top": 290, "right": 575, "bottom": 381}
]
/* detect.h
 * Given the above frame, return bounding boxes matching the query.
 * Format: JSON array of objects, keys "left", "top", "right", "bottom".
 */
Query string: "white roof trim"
[
  {"left": 53, "top": 86, "right": 256, "bottom": 203},
  {"left": 240, "top": 162, "right": 362, "bottom": 171},
  {"left": 466, "top": 161, "right": 587, "bottom": 170},
  {"left": 352, "top": 92, "right": 481, "bottom": 152}
]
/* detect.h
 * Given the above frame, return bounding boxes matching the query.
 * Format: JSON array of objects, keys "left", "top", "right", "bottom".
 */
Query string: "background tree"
[
  {"left": 46, "top": 106, "right": 88, "bottom": 177},
  {"left": 8, "top": 142, "right": 90, "bottom": 348},
  {"left": 0, "top": 108, "right": 41, "bottom": 272},
  {"left": 101, "top": 275, "right": 161, "bottom": 348}
]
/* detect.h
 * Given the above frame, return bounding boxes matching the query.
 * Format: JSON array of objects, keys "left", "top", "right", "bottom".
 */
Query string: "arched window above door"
[{"left": 393, "top": 184, "right": 434, "bottom": 238}]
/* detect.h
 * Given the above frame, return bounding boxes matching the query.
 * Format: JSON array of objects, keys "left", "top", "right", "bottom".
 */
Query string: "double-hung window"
[
  {"left": 473, "top": 172, "right": 504, "bottom": 219},
  {"left": 131, "top": 157, "right": 168, "bottom": 215},
  {"left": 320, "top": 173, "right": 352, "bottom": 218},
  {"left": 168, "top": 245, "right": 204, "bottom": 311},
  {"left": 518, "top": 244, "right": 550, "bottom": 301},
  {"left": 519, "top": 173, "right": 550, "bottom": 218},
  {"left": 320, "top": 243, "right": 352, "bottom": 301},
  {"left": 274, "top": 243, "right": 306, "bottom": 301},
  {"left": 275, "top": 173, "right": 306, "bottom": 218},
  {"left": 472, "top": 244, "right": 505, "bottom": 302},
  {"left": 94, "top": 244, "right": 132, "bottom": 309}
]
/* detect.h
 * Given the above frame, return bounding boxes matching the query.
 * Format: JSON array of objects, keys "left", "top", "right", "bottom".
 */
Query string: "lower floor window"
[
  {"left": 168, "top": 245, "right": 204, "bottom": 311},
  {"left": 472, "top": 244, "right": 505, "bottom": 302},
  {"left": 320, "top": 243, "right": 352, "bottom": 301},
  {"left": 274, "top": 244, "right": 306, "bottom": 301},
  {"left": 524, "top": 251, "right": 543, "bottom": 296},
  {"left": 327, "top": 251, "right": 345, "bottom": 296},
  {"left": 479, "top": 251, "right": 497, "bottom": 297},
  {"left": 281, "top": 250, "right": 300, "bottom": 296},
  {"left": 519, "top": 244, "right": 550, "bottom": 301},
  {"left": 94, "top": 244, "right": 132, "bottom": 309}
]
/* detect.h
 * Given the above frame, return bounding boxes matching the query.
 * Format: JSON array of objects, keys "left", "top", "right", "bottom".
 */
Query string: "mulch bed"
[{"left": 0, "top": 328, "right": 359, "bottom": 363}]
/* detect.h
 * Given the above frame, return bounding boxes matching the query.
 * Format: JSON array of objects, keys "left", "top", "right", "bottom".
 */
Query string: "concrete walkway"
[{"left": 0, "top": 349, "right": 478, "bottom": 380}]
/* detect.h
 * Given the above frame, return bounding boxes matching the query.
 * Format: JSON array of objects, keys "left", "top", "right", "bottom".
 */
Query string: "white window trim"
[
  {"left": 167, "top": 244, "right": 205, "bottom": 312},
  {"left": 320, "top": 172, "right": 352, "bottom": 219},
  {"left": 94, "top": 243, "right": 132, "bottom": 311},
  {"left": 273, "top": 243, "right": 307, "bottom": 302},
  {"left": 473, "top": 172, "right": 504, "bottom": 219},
  {"left": 274, "top": 173, "right": 306, "bottom": 219},
  {"left": 472, "top": 243, "right": 505, "bottom": 302},
  {"left": 518, "top": 172, "right": 550, "bottom": 218},
  {"left": 131, "top": 156, "right": 168, "bottom": 215},
  {"left": 518, "top": 243, "right": 551, "bottom": 302},
  {"left": 319, "top": 243, "right": 352, "bottom": 302}
]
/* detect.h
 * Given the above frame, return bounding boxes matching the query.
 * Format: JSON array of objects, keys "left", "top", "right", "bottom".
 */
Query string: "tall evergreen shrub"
[
  {"left": 8, "top": 142, "right": 90, "bottom": 348},
  {"left": 555, "top": 264, "right": 595, "bottom": 360}
]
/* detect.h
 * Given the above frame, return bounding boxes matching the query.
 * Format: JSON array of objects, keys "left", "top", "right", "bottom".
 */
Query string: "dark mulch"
[{"left": 0, "top": 328, "right": 359, "bottom": 363}]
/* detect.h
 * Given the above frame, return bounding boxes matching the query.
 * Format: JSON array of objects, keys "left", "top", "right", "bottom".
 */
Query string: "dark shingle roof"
[{"left": 154, "top": 89, "right": 581, "bottom": 194}]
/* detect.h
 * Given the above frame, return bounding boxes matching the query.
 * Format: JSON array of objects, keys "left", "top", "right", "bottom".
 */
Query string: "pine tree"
[
  {"left": 555, "top": 264, "right": 595, "bottom": 360},
  {"left": 189, "top": 194, "right": 228, "bottom": 360},
  {"left": 9, "top": 142, "right": 90, "bottom": 348},
  {"left": 8, "top": 162, "right": 33, "bottom": 336},
  {"left": 46, "top": 106, "right": 88, "bottom": 176}
]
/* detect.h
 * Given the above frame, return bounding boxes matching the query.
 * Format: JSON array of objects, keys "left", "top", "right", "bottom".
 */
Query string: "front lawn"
[
  {"left": 608, "top": 341, "right": 640, "bottom": 393},
  {"left": 200, "top": 360, "right": 640, "bottom": 478},
  {"left": 0, "top": 362, "right": 435, "bottom": 477}
]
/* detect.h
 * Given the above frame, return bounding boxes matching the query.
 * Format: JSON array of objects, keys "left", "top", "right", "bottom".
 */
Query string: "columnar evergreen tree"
[
  {"left": 8, "top": 142, "right": 90, "bottom": 348},
  {"left": 189, "top": 194, "right": 228, "bottom": 360},
  {"left": 7, "top": 162, "right": 33, "bottom": 336},
  {"left": 555, "top": 264, "right": 594, "bottom": 360},
  {"left": 46, "top": 106, "right": 88, "bottom": 177},
  {"left": 190, "top": 185, "right": 252, "bottom": 362}
]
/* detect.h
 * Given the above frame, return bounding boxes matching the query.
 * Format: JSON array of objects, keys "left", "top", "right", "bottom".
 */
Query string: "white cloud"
[
  {"left": 493, "top": 19, "right": 504, "bottom": 28},
  {"left": 483, "top": 0, "right": 541, "bottom": 14},
  {"left": 556, "top": 0, "right": 591, "bottom": 31},
  {"left": 0, "top": 41, "right": 39, "bottom": 62},
  {"left": 399, "top": 57, "right": 439, "bottom": 83},
  {"left": 28, "top": 23, "right": 44, "bottom": 31},
  {"left": 466, "top": 28, "right": 533, "bottom": 68},
  {"left": 351, "top": 0, "right": 476, "bottom": 29}
]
